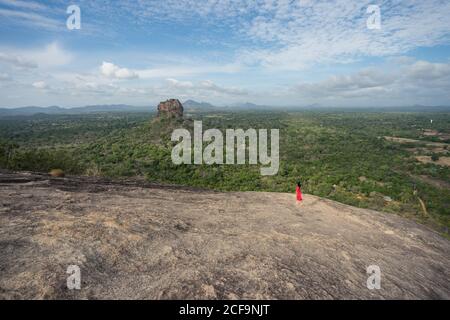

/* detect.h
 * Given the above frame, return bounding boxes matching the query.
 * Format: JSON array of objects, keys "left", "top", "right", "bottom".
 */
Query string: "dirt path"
[{"left": 0, "top": 172, "right": 449, "bottom": 299}]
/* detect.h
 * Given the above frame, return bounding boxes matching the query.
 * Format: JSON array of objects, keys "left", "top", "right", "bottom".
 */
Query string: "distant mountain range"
[
  {"left": 228, "top": 102, "right": 274, "bottom": 110},
  {"left": 184, "top": 100, "right": 278, "bottom": 110},
  {"left": 0, "top": 100, "right": 217, "bottom": 117},
  {"left": 183, "top": 100, "right": 274, "bottom": 111},
  {"left": 182, "top": 100, "right": 216, "bottom": 110},
  {"left": 1, "top": 101, "right": 449, "bottom": 117},
  {"left": 0, "top": 100, "right": 267, "bottom": 117},
  {"left": 0, "top": 105, "right": 151, "bottom": 117}
]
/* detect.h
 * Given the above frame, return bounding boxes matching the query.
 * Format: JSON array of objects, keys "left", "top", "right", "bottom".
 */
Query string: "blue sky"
[{"left": 0, "top": 0, "right": 450, "bottom": 107}]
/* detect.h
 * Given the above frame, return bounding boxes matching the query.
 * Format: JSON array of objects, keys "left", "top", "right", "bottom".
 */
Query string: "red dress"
[{"left": 296, "top": 185, "right": 303, "bottom": 201}]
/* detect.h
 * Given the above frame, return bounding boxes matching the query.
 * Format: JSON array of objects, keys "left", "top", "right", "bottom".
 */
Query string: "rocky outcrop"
[
  {"left": 1, "top": 171, "right": 449, "bottom": 299},
  {"left": 157, "top": 99, "right": 183, "bottom": 118}
]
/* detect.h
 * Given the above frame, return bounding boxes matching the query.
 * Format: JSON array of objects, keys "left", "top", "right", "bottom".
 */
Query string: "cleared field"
[
  {"left": 384, "top": 136, "right": 449, "bottom": 147},
  {"left": 416, "top": 156, "right": 450, "bottom": 167},
  {"left": 411, "top": 174, "right": 450, "bottom": 190},
  {"left": 422, "top": 129, "right": 450, "bottom": 141}
]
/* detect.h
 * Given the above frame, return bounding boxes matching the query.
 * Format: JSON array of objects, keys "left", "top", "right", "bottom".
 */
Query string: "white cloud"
[
  {"left": 166, "top": 78, "right": 194, "bottom": 89},
  {"left": 3, "top": 1, "right": 450, "bottom": 71},
  {"left": 199, "top": 80, "right": 247, "bottom": 95},
  {"left": 407, "top": 61, "right": 450, "bottom": 81},
  {"left": 136, "top": 62, "right": 241, "bottom": 79},
  {"left": 0, "top": 42, "right": 73, "bottom": 70},
  {"left": 240, "top": 1, "right": 450, "bottom": 70},
  {"left": 78, "top": 1, "right": 450, "bottom": 71},
  {"left": 0, "top": 73, "right": 11, "bottom": 81},
  {"left": 0, "top": 7, "right": 60, "bottom": 30},
  {"left": 45, "top": 74, "right": 245, "bottom": 101},
  {"left": 32, "top": 81, "right": 47, "bottom": 89},
  {"left": 0, "top": 52, "right": 37, "bottom": 68},
  {"left": 292, "top": 60, "right": 450, "bottom": 101},
  {"left": 2, "top": 1, "right": 450, "bottom": 107},
  {"left": 100, "top": 61, "right": 138, "bottom": 80},
  {"left": 301, "top": 68, "right": 397, "bottom": 92},
  {"left": 0, "top": 0, "right": 47, "bottom": 11},
  {"left": 164, "top": 78, "right": 247, "bottom": 97},
  {"left": 27, "top": 42, "right": 73, "bottom": 68}
]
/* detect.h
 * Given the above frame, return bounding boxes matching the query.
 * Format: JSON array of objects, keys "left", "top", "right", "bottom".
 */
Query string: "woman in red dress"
[{"left": 296, "top": 181, "right": 303, "bottom": 202}]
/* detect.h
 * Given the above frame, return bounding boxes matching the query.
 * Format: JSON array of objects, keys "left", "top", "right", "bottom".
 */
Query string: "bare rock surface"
[
  {"left": 0, "top": 171, "right": 449, "bottom": 299},
  {"left": 157, "top": 99, "right": 184, "bottom": 118}
]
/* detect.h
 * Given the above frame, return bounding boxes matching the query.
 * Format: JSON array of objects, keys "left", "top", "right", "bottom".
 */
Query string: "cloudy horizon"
[{"left": 1, "top": 0, "right": 450, "bottom": 108}]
